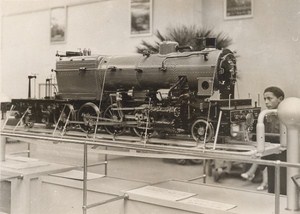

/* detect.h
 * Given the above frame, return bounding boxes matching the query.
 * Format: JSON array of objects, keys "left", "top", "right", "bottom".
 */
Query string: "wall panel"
[
  {"left": 1, "top": 0, "right": 202, "bottom": 99},
  {"left": 202, "top": 0, "right": 300, "bottom": 104}
]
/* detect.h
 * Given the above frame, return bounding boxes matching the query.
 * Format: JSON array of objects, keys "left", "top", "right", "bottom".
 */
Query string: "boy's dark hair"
[{"left": 264, "top": 86, "right": 285, "bottom": 99}]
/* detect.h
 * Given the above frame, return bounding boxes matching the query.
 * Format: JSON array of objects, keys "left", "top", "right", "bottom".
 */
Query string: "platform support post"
[
  {"left": 1, "top": 136, "right": 6, "bottom": 161},
  {"left": 286, "top": 127, "right": 300, "bottom": 210},
  {"left": 83, "top": 142, "right": 88, "bottom": 214},
  {"left": 27, "top": 142, "right": 31, "bottom": 158},
  {"left": 202, "top": 159, "right": 207, "bottom": 183},
  {"left": 104, "top": 146, "right": 108, "bottom": 176},
  {"left": 274, "top": 161, "right": 280, "bottom": 214},
  {"left": 10, "top": 178, "right": 30, "bottom": 214}
]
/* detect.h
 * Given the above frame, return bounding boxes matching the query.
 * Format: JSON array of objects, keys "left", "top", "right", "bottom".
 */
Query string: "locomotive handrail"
[
  {"left": 1, "top": 105, "right": 15, "bottom": 131},
  {"left": 13, "top": 107, "right": 30, "bottom": 131},
  {"left": 54, "top": 68, "right": 98, "bottom": 73},
  {"left": 160, "top": 51, "right": 210, "bottom": 71},
  {"left": 52, "top": 104, "right": 67, "bottom": 135}
]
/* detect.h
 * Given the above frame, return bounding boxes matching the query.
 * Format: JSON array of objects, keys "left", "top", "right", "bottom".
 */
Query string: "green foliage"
[{"left": 136, "top": 25, "right": 232, "bottom": 53}]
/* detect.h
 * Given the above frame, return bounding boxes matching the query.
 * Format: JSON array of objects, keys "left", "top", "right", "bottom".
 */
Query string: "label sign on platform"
[
  {"left": 180, "top": 197, "right": 237, "bottom": 211},
  {"left": 127, "top": 185, "right": 196, "bottom": 201}
]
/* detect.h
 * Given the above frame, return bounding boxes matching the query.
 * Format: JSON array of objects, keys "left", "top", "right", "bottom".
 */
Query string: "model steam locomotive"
[{"left": 8, "top": 39, "right": 260, "bottom": 142}]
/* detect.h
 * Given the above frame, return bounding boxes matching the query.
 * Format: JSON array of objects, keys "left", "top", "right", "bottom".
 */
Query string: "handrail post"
[
  {"left": 277, "top": 97, "right": 300, "bottom": 210},
  {"left": 280, "top": 123, "right": 287, "bottom": 148},
  {"left": 274, "top": 160, "right": 281, "bottom": 214}
]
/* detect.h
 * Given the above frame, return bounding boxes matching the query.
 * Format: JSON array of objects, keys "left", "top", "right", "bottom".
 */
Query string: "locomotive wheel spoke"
[
  {"left": 103, "top": 104, "right": 126, "bottom": 135},
  {"left": 78, "top": 103, "right": 100, "bottom": 133}
]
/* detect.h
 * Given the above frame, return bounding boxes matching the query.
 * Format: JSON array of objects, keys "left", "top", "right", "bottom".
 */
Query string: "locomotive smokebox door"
[{"left": 197, "top": 77, "right": 213, "bottom": 96}]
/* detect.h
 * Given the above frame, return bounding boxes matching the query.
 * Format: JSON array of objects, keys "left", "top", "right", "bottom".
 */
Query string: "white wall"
[
  {"left": 202, "top": 0, "right": 300, "bottom": 106},
  {"left": 2, "top": 0, "right": 299, "bottom": 104},
  {"left": 1, "top": 0, "right": 202, "bottom": 99}
]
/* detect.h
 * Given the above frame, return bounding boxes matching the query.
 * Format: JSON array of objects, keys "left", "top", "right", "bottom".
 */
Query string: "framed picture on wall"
[
  {"left": 130, "top": 0, "right": 152, "bottom": 36},
  {"left": 50, "top": 7, "right": 67, "bottom": 43},
  {"left": 224, "top": 0, "right": 253, "bottom": 20}
]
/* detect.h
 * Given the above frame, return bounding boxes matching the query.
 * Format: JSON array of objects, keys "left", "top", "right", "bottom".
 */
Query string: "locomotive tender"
[{"left": 10, "top": 40, "right": 260, "bottom": 142}]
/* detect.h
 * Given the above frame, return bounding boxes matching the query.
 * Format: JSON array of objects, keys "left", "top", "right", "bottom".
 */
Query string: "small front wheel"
[{"left": 191, "top": 119, "right": 214, "bottom": 142}]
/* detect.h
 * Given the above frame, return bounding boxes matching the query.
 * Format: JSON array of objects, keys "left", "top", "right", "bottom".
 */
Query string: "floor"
[{"left": 4, "top": 139, "right": 263, "bottom": 192}]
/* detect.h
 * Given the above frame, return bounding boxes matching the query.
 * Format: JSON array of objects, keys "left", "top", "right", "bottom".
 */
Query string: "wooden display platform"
[
  {"left": 0, "top": 156, "right": 75, "bottom": 214},
  {"left": 38, "top": 173, "right": 299, "bottom": 214}
]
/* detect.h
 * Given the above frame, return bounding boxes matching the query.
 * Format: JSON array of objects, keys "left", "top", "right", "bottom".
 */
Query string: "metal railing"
[{"left": 1, "top": 130, "right": 298, "bottom": 214}]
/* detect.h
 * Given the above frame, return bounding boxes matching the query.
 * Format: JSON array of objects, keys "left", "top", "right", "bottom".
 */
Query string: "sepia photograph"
[
  {"left": 130, "top": 0, "right": 152, "bottom": 36},
  {"left": 224, "top": 0, "right": 253, "bottom": 20},
  {"left": 0, "top": 0, "right": 300, "bottom": 214},
  {"left": 50, "top": 7, "right": 67, "bottom": 43}
]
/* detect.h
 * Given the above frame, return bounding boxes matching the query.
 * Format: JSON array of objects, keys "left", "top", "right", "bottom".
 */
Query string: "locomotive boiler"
[{"left": 9, "top": 40, "right": 260, "bottom": 143}]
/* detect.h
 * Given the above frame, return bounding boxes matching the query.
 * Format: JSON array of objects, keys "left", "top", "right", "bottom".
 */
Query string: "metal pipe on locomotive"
[{"left": 9, "top": 39, "right": 260, "bottom": 142}]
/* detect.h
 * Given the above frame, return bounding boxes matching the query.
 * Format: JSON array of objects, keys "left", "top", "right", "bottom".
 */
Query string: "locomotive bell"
[{"left": 159, "top": 41, "right": 179, "bottom": 55}]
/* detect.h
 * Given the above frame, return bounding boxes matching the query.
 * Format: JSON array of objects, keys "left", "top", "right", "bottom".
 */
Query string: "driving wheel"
[
  {"left": 78, "top": 102, "right": 101, "bottom": 133},
  {"left": 103, "top": 104, "right": 126, "bottom": 135}
]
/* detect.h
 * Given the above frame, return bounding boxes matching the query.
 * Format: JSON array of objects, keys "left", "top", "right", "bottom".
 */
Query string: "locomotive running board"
[{"left": 0, "top": 128, "right": 281, "bottom": 161}]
